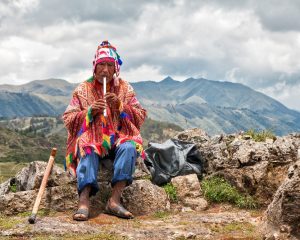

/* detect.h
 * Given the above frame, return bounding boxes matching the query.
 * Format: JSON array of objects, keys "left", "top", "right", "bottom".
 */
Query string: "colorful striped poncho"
[{"left": 63, "top": 77, "right": 147, "bottom": 176}]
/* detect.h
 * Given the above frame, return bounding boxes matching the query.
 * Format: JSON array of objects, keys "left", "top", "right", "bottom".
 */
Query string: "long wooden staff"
[{"left": 28, "top": 148, "right": 57, "bottom": 224}]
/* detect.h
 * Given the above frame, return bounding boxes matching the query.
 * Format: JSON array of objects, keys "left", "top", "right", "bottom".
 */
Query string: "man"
[{"left": 63, "top": 40, "right": 146, "bottom": 221}]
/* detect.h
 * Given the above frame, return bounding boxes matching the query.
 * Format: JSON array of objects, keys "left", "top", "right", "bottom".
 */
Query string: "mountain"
[
  {"left": 0, "top": 77, "right": 299, "bottom": 135},
  {"left": 0, "top": 91, "right": 57, "bottom": 117},
  {"left": 133, "top": 77, "right": 300, "bottom": 135}
]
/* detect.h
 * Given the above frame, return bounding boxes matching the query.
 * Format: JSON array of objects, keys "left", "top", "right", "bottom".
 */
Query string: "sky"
[{"left": 0, "top": 0, "right": 299, "bottom": 110}]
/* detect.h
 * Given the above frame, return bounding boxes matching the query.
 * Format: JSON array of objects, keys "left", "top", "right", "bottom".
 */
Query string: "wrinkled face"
[{"left": 94, "top": 61, "right": 115, "bottom": 83}]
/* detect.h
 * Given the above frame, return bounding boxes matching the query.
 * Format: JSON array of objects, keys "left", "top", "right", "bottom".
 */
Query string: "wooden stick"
[{"left": 28, "top": 148, "right": 57, "bottom": 224}]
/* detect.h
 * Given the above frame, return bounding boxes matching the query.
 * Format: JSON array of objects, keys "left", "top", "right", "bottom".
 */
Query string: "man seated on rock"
[{"left": 63, "top": 40, "right": 147, "bottom": 221}]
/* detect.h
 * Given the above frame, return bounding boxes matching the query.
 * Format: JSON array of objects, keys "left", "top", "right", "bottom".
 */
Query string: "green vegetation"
[
  {"left": 153, "top": 211, "right": 170, "bottom": 219},
  {"left": 210, "top": 221, "right": 260, "bottom": 239},
  {"left": 9, "top": 183, "right": 17, "bottom": 192},
  {"left": 0, "top": 215, "right": 23, "bottom": 230},
  {"left": 162, "top": 183, "right": 178, "bottom": 203},
  {"left": 201, "top": 176, "right": 257, "bottom": 209},
  {"left": 244, "top": 129, "right": 276, "bottom": 142},
  {"left": 0, "top": 162, "right": 28, "bottom": 183}
]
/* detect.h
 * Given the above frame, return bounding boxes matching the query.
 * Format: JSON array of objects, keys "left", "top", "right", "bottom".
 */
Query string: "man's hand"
[
  {"left": 90, "top": 99, "right": 106, "bottom": 116},
  {"left": 105, "top": 93, "right": 120, "bottom": 108}
]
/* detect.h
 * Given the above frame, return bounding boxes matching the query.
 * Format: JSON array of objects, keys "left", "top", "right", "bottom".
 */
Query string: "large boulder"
[
  {"left": 175, "top": 129, "right": 300, "bottom": 205},
  {"left": 263, "top": 160, "right": 300, "bottom": 239},
  {"left": 14, "top": 161, "right": 73, "bottom": 191},
  {"left": 171, "top": 174, "right": 208, "bottom": 211},
  {"left": 122, "top": 180, "right": 170, "bottom": 216},
  {"left": 0, "top": 184, "right": 78, "bottom": 215}
]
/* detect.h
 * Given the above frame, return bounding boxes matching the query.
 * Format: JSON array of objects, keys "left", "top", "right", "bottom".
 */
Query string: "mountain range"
[{"left": 0, "top": 77, "right": 299, "bottom": 135}]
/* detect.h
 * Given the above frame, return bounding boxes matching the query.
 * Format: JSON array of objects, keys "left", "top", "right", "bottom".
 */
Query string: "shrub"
[
  {"left": 162, "top": 183, "right": 178, "bottom": 203},
  {"left": 244, "top": 129, "right": 276, "bottom": 142},
  {"left": 201, "top": 176, "right": 257, "bottom": 209}
]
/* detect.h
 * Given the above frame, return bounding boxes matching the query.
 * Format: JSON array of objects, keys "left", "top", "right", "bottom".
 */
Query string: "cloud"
[{"left": 0, "top": 0, "right": 299, "bottom": 110}]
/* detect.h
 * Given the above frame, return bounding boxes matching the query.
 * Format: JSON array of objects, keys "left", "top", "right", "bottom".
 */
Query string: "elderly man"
[{"left": 63, "top": 40, "right": 146, "bottom": 221}]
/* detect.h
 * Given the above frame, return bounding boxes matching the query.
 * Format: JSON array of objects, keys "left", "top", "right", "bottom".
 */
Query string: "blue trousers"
[{"left": 76, "top": 142, "right": 137, "bottom": 196}]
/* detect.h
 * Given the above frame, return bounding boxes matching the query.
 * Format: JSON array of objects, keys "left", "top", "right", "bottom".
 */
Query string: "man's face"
[{"left": 94, "top": 61, "right": 115, "bottom": 83}]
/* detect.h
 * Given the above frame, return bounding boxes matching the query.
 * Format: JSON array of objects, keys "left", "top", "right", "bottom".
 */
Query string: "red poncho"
[{"left": 63, "top": 77, "right": 147, "bottom": 176}]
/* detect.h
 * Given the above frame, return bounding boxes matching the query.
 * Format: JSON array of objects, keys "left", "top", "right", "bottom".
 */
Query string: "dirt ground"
[{"left": 0, "top": 204, "right": 264, "bottom": 240}]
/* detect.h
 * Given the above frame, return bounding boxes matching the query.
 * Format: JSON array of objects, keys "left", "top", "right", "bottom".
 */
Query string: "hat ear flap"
[{"left": 113, "top": 74, "right": 120, "bottom": 86}]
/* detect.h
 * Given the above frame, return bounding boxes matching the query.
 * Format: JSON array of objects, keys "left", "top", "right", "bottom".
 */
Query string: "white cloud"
[
  {"left": 259, "top": 81, "right": 300, "bottom": 111},
  {"left": 122, "top": 64, "right": 164, "bottom": 82},
  {"left": 0, "top": 0, "right": 300, "bottom": 110}
]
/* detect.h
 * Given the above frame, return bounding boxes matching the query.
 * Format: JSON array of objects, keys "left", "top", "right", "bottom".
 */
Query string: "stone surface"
[
  {"left": 175, "top": 129, "right": 300, "bottom": 205},
  {"left": 0, "top": 184, "right": 78, "bottom": 215},
  {"left": 122, "top": 180, "right": 170, "bottom": 216},
  {"left": 14, "top": 161, "right": 73, "bottom": 191},
  {"left": 0, "top": 177, "right": 12, "bottom": 195},
  {"left": 0, "top": 207, "right": 263, "bottom": 239},
  {"left": 263, "top": 160, "right": 300, "bottom": 239},
  {"left": 171, "top": 174, "right": 208, "bottom": 210}
]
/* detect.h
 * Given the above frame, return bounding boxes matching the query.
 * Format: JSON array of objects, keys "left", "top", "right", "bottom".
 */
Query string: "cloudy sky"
[{"left": 0, "top": 0, "right": 299, "bottom": 110}]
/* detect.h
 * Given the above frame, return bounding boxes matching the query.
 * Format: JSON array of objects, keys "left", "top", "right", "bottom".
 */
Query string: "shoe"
[
  {"left": 73, "top": 208, "right": 89, "bottom": 221},
  {"left": 105, "top": 204, "right": 134, "bottom": 219}
]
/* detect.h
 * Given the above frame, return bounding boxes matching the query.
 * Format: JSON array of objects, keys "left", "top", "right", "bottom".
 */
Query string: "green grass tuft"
[
  {"left": 162, "top": 183, "right": 178, "bottom": 203},
  {"left": 201, "top": 176, "right": 257, "bottom": 209},
  {"left": 9, "top": 183, "right": 17, "bottom": 193},
  {"left": 153, "top": 211, "right": 170, "bottom": 219},
  {"left": 244, "top": 129, "right": 276, "bottom": 142}
]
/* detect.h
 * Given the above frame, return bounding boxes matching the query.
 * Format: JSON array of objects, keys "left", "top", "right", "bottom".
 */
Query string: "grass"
[
  {"left": 162, "top": 183, "right": 178, "bottom": 203},
  {"left": 153, "top": 211, "right": 170, "bottom": 219},
  {"left": 0, "top": 215, "right": 23, "bottom": 230},
  {"left": 244, "top": 129, "right": 276, "bottom": 142},
  {"left": 201, "top": 176, "right": 258, "bottom": 209},
  {"left": 210, "top": 222, "right": 261, "bottom": 239},
  {"left": 9, "top": 183, "right": 17, "bottom": 192},
  {"left": 0, "top": 162, "right": 28, "bottom": 183}
]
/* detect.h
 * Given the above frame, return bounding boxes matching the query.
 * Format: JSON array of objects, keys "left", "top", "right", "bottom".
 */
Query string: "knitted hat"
[{"left": 93, "top": 40, "right": 123, "bottom": 76}]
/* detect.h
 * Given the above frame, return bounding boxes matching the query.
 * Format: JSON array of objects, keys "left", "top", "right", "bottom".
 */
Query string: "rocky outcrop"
[
  {"left": 15, "top": 161, "right": 73, "bottom": 191},
  {"left": 175, "top": 129, "right": 300, "bottom": 205},
  {"left": 171, "top": 174, "right": 208, "bottom": 211},
  {"left": 263, "top": 160, "right": 300, "bottom": 239},
  {"left": 122, "top": 180, "right": 170, "bottom": 215},
  {"left": 0, "top": 159, "right": 167, "bottom": 216},
  {"left": 0, "top": 184, "right": 78, "bottom": 215}
]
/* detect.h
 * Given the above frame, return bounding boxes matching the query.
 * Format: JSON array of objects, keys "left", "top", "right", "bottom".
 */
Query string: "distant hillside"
[
  {"left": 133, "top": 77, "right": 300, "bottom": 135},
  {"left": 0, "top": 91, "right": 57, "bottom": 117},
  {"left": 0, "top": 77, "right": 299, "bottom": 135}
]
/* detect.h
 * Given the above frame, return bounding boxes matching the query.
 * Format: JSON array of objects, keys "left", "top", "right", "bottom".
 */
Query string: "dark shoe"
[
  {"left": 105, "top": 204, "right": 134, "bottom": 219},
  {"left": 73, "top": 208, "right": 89, "bottom": 221}
]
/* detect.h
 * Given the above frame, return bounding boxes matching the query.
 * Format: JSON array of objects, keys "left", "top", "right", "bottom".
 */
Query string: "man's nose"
[{"left": 103, "top": 64, "right": 108, "bottom": 72}]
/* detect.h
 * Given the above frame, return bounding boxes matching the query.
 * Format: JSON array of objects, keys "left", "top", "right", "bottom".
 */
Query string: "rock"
[
  {"left": 0, "top": 184, "right": 78, "bottom": 215},
  {"left": 174, "top": 129, "right": 300, "bottom": 206},
  {"left": 263, "top": 160, "right": 300, "bottom": 239},
  {"left": 171, "top": 174, "right": 208, "bottom": 210},
  {"left": 0, "top": 178, "right": 13, "bottom": 195},
  {"left": 14, "top": 161, "right": 73, "bottom": 191},
  {"left": 176, "top": 128, "right": 210, "bottom": 144},
  {"left": 122, "top": 180, "right": 170, "bottom": 216}
]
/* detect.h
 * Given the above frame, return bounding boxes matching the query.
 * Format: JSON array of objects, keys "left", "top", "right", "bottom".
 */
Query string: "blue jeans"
[{"left": 76, "top": 142, "right": 137, "bottom": 196}]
